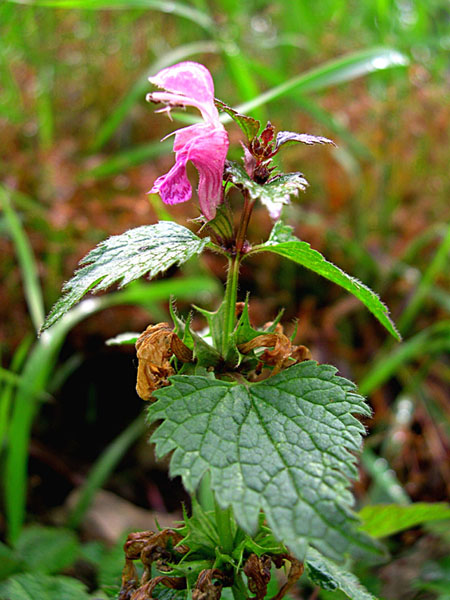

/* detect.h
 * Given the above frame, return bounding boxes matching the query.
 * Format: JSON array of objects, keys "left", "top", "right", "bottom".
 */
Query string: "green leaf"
[
  {"left": 14, "top": 526, "right": 79, "bottom": 575},
  {"left": 234, "top": 296, "right": 284, "bottom": 347},
  {"left": 151, "top": 588, "right": 188, "bottom": 600},
  {"left": 0, "top": 573, "right": 90, "bottom": 600},
  {"left": 148, "top": 361, "right": 382, "bottom": 562},
  {"left": 41, "top": 222, "right": 209, "bottom": 332},
  {"left": 305, "top": 548, "right": 377, "bottom": 599},
  {"left": 170, "top": 308, "right": 222, "bottom": 369},
  {"left": 194, "top": 302, "right": 241, "bottom": 367},
  {"left": 215, "top": 99, "right": 260, "bottom": 141},
  {"left": 178, "top": 499, "right": 220, "bottom": 556},
  {"left": 250, "top": 221, "right": 400, "bottom": 340},
  {"left": 105, "top": 332, "right": 140, "bottom": 346},
  {"left": 97, "top": 534, "right": 128, "bottom": 597},
  {"left": 358, "top": 503, "right": 450, "bottom": 538},
  {"left": 0, "top": 542, "right": 23, "bottom": 580},
  {"left": 225, "top": 161, "right": 308, "bottom": 219},
  {"left": 234, "top": 514, "right": 287, "bottom": 560},
  {"left": 234, "top": 297, "right": 263, "bottom": 346}
]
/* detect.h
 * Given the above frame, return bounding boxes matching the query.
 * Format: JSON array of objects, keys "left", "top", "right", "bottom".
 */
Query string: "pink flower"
[{"left": 147, "top": 62, "right": 229, "bottom": 221}]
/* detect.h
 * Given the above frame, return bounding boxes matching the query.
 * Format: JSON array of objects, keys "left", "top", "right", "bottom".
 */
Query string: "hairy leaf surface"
[
  {"left": 250, "top": 221, "right": 400, "bottom": 340},
  {"left": 305, "top": 548, "right": 376, "bottom": 599},
  {"left": 14, "top": 526, "right": 79, "bottom": 575},
  {"left": 225, "top": 161, "right": 308, "bottom": 219},
  {"left": 149, "top": 361, "right": 381, "bottom": 562},
  {"left": 41, "top": 222, "right": 209, "bottom": 331},
  {"left": 0, "top": 573, "right": 90, "bottom": 600},
  {"left": 275, "top": 131, "right": 336, "bottom": 150}
]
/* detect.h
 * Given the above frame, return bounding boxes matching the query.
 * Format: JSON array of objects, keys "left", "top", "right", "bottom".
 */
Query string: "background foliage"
[{"left": 0, "top": 1, "right": 449, "bottom": 598}]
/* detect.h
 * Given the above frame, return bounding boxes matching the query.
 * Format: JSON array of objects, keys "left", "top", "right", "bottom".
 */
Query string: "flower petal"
[
  {"left": 150, "top": 155, "right": 192, "bottom": 206},
  {"left": 186, "top": 127, "right": 229, "bottom": 220},
  {"left": 148, "top": 61, "right": 218, "bottom": 122}
]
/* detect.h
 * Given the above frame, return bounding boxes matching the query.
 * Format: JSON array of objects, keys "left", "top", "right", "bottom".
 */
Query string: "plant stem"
[
  {"left": 214, "top": 497, "right": 235, "bottom": 555},
  {"left": 221, "top": 192, "right": 256, "bottom": 358},
  {"left": 222, "top": 254, "right": 240, "bottom": 357}
]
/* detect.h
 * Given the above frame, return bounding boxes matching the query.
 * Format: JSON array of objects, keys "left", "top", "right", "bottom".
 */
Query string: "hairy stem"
[
  {"left": 222, "top": 253, "right": 240, "bottom": 357},
  {"left": 221, "top": 191, "right": 256, "bottom": 358}
]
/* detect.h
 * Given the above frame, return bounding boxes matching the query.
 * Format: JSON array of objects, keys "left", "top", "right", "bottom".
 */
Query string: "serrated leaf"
[
  {"left": 152, "top": 588, "right": 188, "bottom": 600},
  {"left": 250, "top": 221, "right": 400, "bottom": 340},
  {"left": 171, "top": 308, "right": 222, "bottom": 369},
  {"left": 0, "top": 573, "right": 90, "bottom": 600},
  {"left": 234, "top": 296, "right": 284, "bottom": 346},
  {"left": 14, "top": 526, "right": 79, "bottom": 575},
  {"left": 195, "top": 302, "right": 239, "bottom": 366},
  {"left": 305, "top": 548, "right": 376, "bottom": 599},
  {"left": 177, "top": 499, "right": 220, "bottom": 555},
  {"left": 148, "top": 361, "right": 382, "bottom": 562},
  {"left": 275, "top": 131, "right": 336, "bottom": 150},
  {"left": 234, "top": 296, "right": 262, "bottom": 347},
  {"left": 41, "top": 222, "right": 209, "bottom": 331},
  {"left": 215, "top": 98, "right": 260, "bottom": 141},
  {"left": 225, "top": 161, "right": 308, "bottom": 220},
  {"left": 358, "top": 503, "right": 450, "bottom": 538}
]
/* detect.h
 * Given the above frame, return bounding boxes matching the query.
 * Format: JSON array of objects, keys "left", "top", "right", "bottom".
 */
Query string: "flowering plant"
[{"left": 42, "top": 62, "right": 400, "bottom": 600}]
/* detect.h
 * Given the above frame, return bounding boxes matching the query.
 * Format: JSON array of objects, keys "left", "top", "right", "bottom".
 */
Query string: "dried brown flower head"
[{"left": 135, "top": 323, "right": 193, "bottom": 400}]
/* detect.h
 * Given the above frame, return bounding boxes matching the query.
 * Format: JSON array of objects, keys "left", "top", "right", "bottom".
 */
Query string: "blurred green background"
[{"left": 0, "top": 1, "right": 449, "bottom": 598}]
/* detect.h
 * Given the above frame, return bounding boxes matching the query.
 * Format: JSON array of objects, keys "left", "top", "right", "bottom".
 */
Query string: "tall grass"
[{"left": 0, "top": 186, "right": 220, "bottom": 543}]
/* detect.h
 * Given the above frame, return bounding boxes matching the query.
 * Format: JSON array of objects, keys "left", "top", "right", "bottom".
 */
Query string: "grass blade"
[
  {"left": 232, "top": 47, "right": 408, "bottom": 117},
  {"left": 7, "top": 0, "right": 213, "bottom": 31},
  {"left": 359, "top": 322, "right": 450, "bottom": 396},
  {"left": 67, "top": 415, "right": 146, "bottom": 528},
  {"left": 0, "top": 336, "right": 33, "bottom": 456},
  {"left": 80, "top": 139, "right": 172, "bottom": 180},
  {"left": 0, "top": 187, "right": 45, "bottom": 332},
  {"left": 220, "top": 47, "right": 265, "bottom": 122},
  {"left": 4, "top": 299, "right": 111, "bottom": 544},
  {"left": 361, "top": 448, "right": 410, "bottom": 505},
  {"left": 397, "top": 222, "right": 450, "bottom": 335},
  {"left": 3, "top": 276, "right": 218, "bottom": 543}
]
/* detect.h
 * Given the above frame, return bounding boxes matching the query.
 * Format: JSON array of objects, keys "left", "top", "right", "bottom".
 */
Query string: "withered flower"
[
  {"left": 192, "top": 569, "right": 230, "bottom": 600},
  {"left": 243, "top": 554, "right": 272, "bottom": 600},
  {"left": 135, "top": 323, "right": 193, "bottom": 400},
  {"left": 270, "top": 554, "right": 304, "bottom": 600},
  {"left": 238, "top": 329, "right": 311, "bottom": 376}
]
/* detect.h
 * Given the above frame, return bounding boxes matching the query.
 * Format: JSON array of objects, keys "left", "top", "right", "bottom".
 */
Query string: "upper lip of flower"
[{"left": 146, "top": 61, "right": 220, "bottom": 124}]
